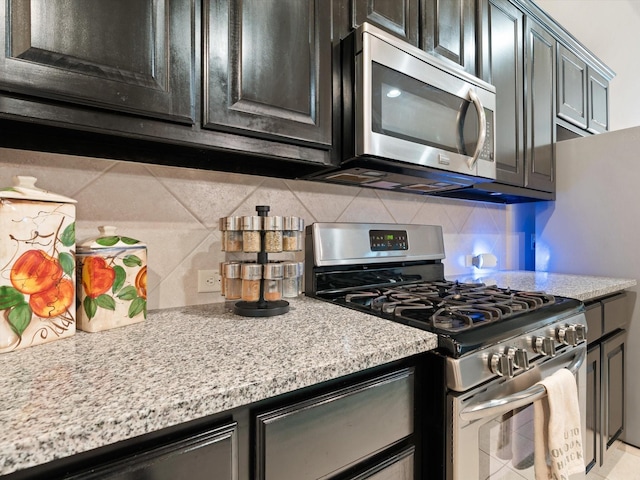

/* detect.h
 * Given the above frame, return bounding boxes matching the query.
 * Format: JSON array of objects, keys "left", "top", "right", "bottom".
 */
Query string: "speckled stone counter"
[
  {"left": 451, "top": 270, "right": 636, "bottom": 301},
  {"left": 0, "top": 296, "right": 437, "bottom": 476}
]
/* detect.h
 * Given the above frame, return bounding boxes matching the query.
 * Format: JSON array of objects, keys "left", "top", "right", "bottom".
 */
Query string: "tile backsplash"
[{"left": 0, "top": 147, "right": 514, "bottom": 309}]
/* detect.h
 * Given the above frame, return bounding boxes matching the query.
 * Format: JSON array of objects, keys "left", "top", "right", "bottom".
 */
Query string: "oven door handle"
[{"left": 459, "top": 347, "right": 586, "bottom": 422}]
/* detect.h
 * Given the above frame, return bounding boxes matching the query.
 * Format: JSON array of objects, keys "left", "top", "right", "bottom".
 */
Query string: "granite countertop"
[
  {"left": 0, "top": 296, "right": 437, "bottom": 476},
  {"left": 450, "top": 270, "right": 636, "bottom": 301}
]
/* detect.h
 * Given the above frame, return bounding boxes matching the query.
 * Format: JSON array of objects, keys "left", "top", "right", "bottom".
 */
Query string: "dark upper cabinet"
[
  {"left": 480, "top": 0, "right": 525, "bottom": 188},
  {"left": 204, "top": 0, "right": 332, "bottom": 147},
  {"left": 557, "top": 43, "right": 588, "bottom": 129},
  {"left": 351, "top": 0, "right": 419, "bottom": 46},
  {"left": 0, "top": 0, "right": 195, "bottom": 123},
  {"left": 556, "top": 36, "right": 611, "bottom": 135},
  {"left": 588, "top": 67, "right": 610, "bottom": 133},
  {"left": 524, "top": 18, "right": 555, "bottom": 193},
  {"left": 421, "top": 0, "right": 477, "bottom": 75}
]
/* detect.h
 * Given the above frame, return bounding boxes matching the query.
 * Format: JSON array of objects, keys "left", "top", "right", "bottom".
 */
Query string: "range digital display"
[{"left": 369, "top": 230, "right": 408, "bottom": 251}]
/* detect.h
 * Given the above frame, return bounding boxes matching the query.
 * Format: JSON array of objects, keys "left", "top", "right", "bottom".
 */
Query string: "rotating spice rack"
[{"left": 221, "top": 205, "right": 303, "bottom": 317}]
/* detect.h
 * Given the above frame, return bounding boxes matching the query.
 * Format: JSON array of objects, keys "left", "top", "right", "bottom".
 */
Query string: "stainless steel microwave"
[{"left": 312, "top": 22, "right": 497, "bottom": 195}]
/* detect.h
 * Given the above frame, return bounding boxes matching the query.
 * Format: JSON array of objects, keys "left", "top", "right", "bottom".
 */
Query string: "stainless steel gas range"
[{"left": 305, "top": 222, "right": 588, "bottom": 480}]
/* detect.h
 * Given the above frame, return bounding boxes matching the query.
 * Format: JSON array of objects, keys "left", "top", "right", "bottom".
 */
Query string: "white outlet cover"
[{"left": 197, "top": 270, "right": 220, "bottom": 293}]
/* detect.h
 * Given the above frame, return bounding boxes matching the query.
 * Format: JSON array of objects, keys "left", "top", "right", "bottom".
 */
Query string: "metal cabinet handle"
[
  {"left": 459, "top": 347, "right": 586, "bottom": 422},
  {"left": 466, "top": 89, "right": 487, "bottom": 171}
]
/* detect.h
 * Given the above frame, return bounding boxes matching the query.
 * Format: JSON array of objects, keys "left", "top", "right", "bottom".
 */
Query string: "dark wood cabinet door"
[
  {"left": 588, "top": 67, "right": 610, "bottom": 134},
  {"left": 480, "top": 0, "right": 524, "bottom": 187},
  {"left": 602, "top": 331, "right": 625, "bottom": 462},
  {"left": 0, "top": 0, "right": 195, "bottom": 123},
  {"left": 204, "top": 0, "right": 331, "bottom": 148},
  {"left": 524, "top": 18, "right": 555, "bottom": 193},
  {"left": 351, "top": 0, "right": 419, "bottom": 46},
  {"left": 557, "top": 43, "right": 588, "bottom": 129},
  {"left": 586, "top": 344, "right": 601, "bottom": 473},
  {"left": 421, "top": 0, "right": 476, "bottom": 75}
]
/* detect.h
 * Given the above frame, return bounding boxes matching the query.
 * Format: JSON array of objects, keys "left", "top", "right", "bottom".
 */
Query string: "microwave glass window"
[{"left": 372, "top": 62, "right": 481, "bottom": 156}]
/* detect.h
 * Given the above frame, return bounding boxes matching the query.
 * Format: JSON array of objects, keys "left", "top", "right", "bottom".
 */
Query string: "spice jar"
[
  {"left": 241, "top": 263, "right": 263, "bottom": 302},
  {"left": 283, "top": 216, "right": 303, "bottom": 252},
  {"left": 76, "top": 226, "right": 147, "bottom": 333},
  {"left": 263, "top": 216, "right": 283, "bottom": 253},
  {"left": 263, "top": 263, "right": 284, "bottom": 301},
  {"left": 223, "top": 262, "right": 242, "bottom": 300},
  {"left": 242, "top": 216, "right": 263, "bottom": 253},
  {"left": 283, "top": 262, "right": 303, "bottom": 298},
  {"left": 0, "top": 176, "right": 77, "bottom": 353},
  {"left": 223, "top": 216, "right": 243, "bottom": 252}
]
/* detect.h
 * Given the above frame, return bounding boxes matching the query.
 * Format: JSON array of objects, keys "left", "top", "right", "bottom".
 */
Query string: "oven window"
[
  {"left": 371, "top": 62, "right": 481, "bottom": 155},
  {"left": 478, "top": 404, "right": 536, "bottom": 479}
]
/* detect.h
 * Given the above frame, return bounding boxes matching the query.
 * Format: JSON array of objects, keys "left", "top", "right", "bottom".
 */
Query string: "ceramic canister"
[
  {"left": 0, "top": 176, "right": 77, "bottom": 353},
  {"left": 76, "top": 226, "right": 147, "bottom": 332}
]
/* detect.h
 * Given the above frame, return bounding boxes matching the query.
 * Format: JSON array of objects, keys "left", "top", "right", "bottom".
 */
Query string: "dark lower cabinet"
[
  {"left": 66, "top": 423, "right": 238, "bottom": 480},
  {"left": 6, "top": 361, "right": 424, "bottom": 480},
  {"left": 584, "top": 293, "right": 628, "bottom": 473}
]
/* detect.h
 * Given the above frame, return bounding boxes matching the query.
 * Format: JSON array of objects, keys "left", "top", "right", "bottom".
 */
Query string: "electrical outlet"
[{"left": 198, "top": 269, "right": 221, "bottom": 293}]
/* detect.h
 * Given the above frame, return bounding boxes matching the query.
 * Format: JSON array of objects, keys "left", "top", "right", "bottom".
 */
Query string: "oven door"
[{"left": 449, "top": 346, "right": 587, "bottom": 480}]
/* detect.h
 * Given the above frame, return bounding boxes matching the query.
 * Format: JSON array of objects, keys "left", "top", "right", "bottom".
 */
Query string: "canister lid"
[
  {"left": 242, "top": 216, "right": 263, "bottom": 231},
  {"left": 283, "top": 216, "right": 304, "bottom": 231},
  {"left": 263, "top": 263, "right": 284, "bottom": 279},
  {"left": 0, "top": 176, "right": 77, "bottom": 203},
  {"left": 283, "top": 261, "right": 303, "bottom": 277},
  {"left": 263, "top": 216, "right": 283, "bottom": 231},
  {"left": 224, "top": 216, "right": 243, "bottom": 231},
  {"left": 241, "top": 263, "right": 263, "bottom": 280},
  {"left": 78, "top": 226, "right": 146, "bottom": 252}
]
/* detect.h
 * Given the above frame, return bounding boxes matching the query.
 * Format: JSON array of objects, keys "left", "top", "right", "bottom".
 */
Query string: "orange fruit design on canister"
[
  {"left": 29, "top": 278, "right": 75, "bottom": 318},
  {"left": 135, "top": 266, "right": 147, "bottom": 300},
  {"left": 82, "top": 256, "right": 116, "bottom": 298},
  {"left": 10, "top": 249, "right": 63, "bottom": 294}
]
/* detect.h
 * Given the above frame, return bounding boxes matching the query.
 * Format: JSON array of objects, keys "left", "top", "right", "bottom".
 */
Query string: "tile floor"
[{"left": 588, "top": 441, "right": 640, "bottom": 479}]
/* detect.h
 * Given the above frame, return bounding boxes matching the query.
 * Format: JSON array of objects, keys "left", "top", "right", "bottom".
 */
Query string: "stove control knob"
[
  {"left": 533, "top": 336, "right": 556, "bottom": 357},
  {"left": 573, "top": 324, "right": 587, "bottom": 342},
  {"left": 505, "top": 347, "right": 530, "bottom": 370},
  {"left": 556, "top": 326, "right": 578, "bottom": 346},
  {"left": 489, "top": 353, "right": 514, "bottom": 378}
]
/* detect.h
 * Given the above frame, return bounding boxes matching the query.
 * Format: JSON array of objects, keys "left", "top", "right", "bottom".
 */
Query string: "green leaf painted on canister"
[
  {"left": 120, "top": 237, "right": 140, "bottom": 245},
  {"left": 117, "top": 286, "right": 138, "bottom": 301},
  {"left": 83, "top": 296, "right": 97, "bottom": 320},
  {"left": 96, "top": 236, "right": 119, "bottom": 246},
  {"left": 58, "top": 252, "right": 75, "bottom": 278},
  {"left": 60, "top": 222, "right": 75, "bottom": 247},
  {"left": 112, "top": 265, "right": 126, "bottom": 294},
  {"left": 0, "top": 286, "right": 25, "bottom": 310},
  {"left": 8, "top": 303, "right": 31, "bottom": 335},
  {"left": 122, "top": 255, "right": 142, "bottom": 267},
  {"left": 96, "top": 294, "right": 116, "bottom": 311},
  {"left": 128, "top": 297, "right": 146, "bottom": 318}
]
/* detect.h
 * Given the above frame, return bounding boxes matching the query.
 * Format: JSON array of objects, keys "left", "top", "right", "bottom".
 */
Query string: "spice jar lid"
[
  {"left": 241, "top": 263, "right": 263, "bottom": 280},
  {"left": 224, "top": 262, "right": 242, "bottom": 278},
  {"left": 242, "top": 216, "right": 263, "bottom": 231},
  {"left": 263, "top": 216, "right": 283, "bottom": 231},
  {"left": 0, "top": 175, "right": 77, "bottom": 203},
  {"left": 283, "top": 261, "right": 303, "bottom": 277},
  {"left": 283, "top": 216, "right": 304, "bottom": 231},
  {"left": 78, "top": 226, "right": 146, "bottom": 252},
  {"left": 263, "top": 263, "right": 284, "bottom": 279},
  {"left": 224, "top": 216, "right": 243, "bottom": 230}
]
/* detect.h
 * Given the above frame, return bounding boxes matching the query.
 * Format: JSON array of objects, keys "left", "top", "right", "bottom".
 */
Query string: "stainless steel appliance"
[
  {"left": 305, "top": 222, "right": 588, "bottom": 479},
  {"left": 309, "top": 23, "right": 496, "bottom": 195}
]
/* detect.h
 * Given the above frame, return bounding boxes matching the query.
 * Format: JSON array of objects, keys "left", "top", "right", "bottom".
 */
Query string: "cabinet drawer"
[
  {"left": 350, "top": 447, "right": 414, "bottom": 480},
  {"left": 585, "top": 302, "right": 603, "bottom": 344},
  {"left": 256, "top": 368, "right": 414, "bottom": 480},
  {"left": 602, "top": 293, "right": 628, "bottom": 334},
  {"left": 68, "top": 422, "right": 238, "bottom": 480}
]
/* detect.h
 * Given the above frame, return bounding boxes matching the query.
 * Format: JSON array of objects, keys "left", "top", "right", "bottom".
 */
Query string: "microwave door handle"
[
  {"left": 458, "top": 347, "right": 586, "bottom": 422},
  {"left": 466, "top": 89, "right": 487, "bottom": 170}
]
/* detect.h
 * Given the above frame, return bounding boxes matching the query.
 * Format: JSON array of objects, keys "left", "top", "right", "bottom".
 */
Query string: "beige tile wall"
[{"left": 0, "top": 147, "right": 511, "bottom": 310}]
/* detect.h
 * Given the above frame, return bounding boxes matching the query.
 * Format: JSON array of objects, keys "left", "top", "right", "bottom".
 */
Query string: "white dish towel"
[{"left": 533, "top": 367, "right": 585, "bottom": 479}]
